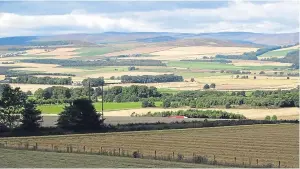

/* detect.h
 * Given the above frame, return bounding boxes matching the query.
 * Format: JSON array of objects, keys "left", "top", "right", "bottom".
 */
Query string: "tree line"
[
  {"left": 139, "top": 109, "right": 246, "bottom": 119},
  {"left": 5, "top": 72, "right": 76, "bottom": 77},
  {"left": 215, "top": 46, "right": 282, "bottom": 60},
  {"left": 121, "top": 74, "right": 184, "bottom": 83},
  {"left": 104, "top": 85, "right": 161, "bottom": 102},
  {"left": 162, "top": 89, "right": 299, "bottom": 108},
  {"left": 33, "top": 86, "right": 102, "bottom": 102},
  {"left": 180, "top": 59, "right": 232, "bottom": 64},
  {"left": 7, "top": 76, "right": 72, "bottom": 85},
  {"left": 21, "top": 59, "right": 166, "bottom": 67},
  {"left": 262, "top": 50, "right": 299, "bottom": 69},
  {"left": 82, "top": 77, "right": 104, "bottom": 87}
]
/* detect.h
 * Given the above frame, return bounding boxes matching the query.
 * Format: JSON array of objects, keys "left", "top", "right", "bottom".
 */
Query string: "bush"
[
  {"left": 210, "top": 83, "right": 216, "bottom": 88},
  {"left": 271, "top": 115, "right": 277, "bottom": 121},
  {"left": 225, "top": 103, "right": 231, "bottom": 109},
  {"left": 203, "top": 84, "right": 210, "bottom": 90},
  {"left": 265, "top": 115, "right": 271, "bottom": 121},
  {"left": 141, "top": 100, "right": 155, "bottom": 108},
  {"left": 132, "top": 151, "right": 141, "bottom": 158},
  {"left": 162, "top": 99, "right": 171, "bottom": 108}
]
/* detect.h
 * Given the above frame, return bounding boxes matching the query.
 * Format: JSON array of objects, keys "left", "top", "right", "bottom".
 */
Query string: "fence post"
[
  {"left": 101, "top": 147, "right": 103, "bottom": 153},
  {"left": 83, "top": 146, "right": 86, "bottom": 152},
  {"left": 234, "top": 157, "right": 237, "bottom": 164},
  {"left": 278, "top": 161, "right": 281, "bottom": 168},
  {"left": 119, "top": 148, "right": 121, "bottom": 156},
  {"left": 51, "top": 144, "right": 54, "bottom": 151},
  {"left": 256, "top": 159, "right": 258, "bottom": 166},
  {"left": 193, "top": 153, "right": 195, "bottom": 163},
  {"left": 173, "top": 152, "right": 175, "bottom": 159},
  {"left": 154, "top": 150, "right": 157, "bottom": 159},
  {"left": 214, "top": 154, "right": 216, "bottom": 163},
  {"left": 35, "top": 142, "right": 38, "bottom": 150}
]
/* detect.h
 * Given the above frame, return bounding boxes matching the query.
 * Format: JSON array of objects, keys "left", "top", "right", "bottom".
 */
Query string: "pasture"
[
  {"left": 0, "top": 148, "right": 216, "bottom": 168},
  {"left": 1, "top": 124, "right": 298, "bottom": 167},
  {"left": 259, "top": 45, "right": 299, "bottom": 58},
  {"left": 37, "top": 102, "right": 163, "bottom": 114}
]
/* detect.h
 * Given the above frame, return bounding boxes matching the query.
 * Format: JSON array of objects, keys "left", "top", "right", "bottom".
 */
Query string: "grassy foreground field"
[
  {"left": 1, "top": 124, "right": 298, "bottom": 167},
  {"left": 37, "top": 102, "right": 162, "bottom": 114},
  {"left": 0, "top": 148, "right": 217, "bottom": 168}
]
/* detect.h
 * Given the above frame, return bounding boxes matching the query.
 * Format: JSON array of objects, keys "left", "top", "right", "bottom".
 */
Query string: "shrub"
[
  {"left": 210, "top": 83, "right": 216, "bottom": 88},
  {"left": 203, "top": 84, "right": 210, "bottom": 89},
  {"left": 132, "top": 151, "right": 141, "bottom": 158},
  {"left": 271, "top": 115, "right": 277, "bottom": 121},
  {"left": 162, "top": 99, "right": 171, "bottom": 108},
  {"left": 265, "top": 115, "right": 271, "bottom": 121},
  {"left": 225, "top": 103, "right": 231, "bottom": 109}
]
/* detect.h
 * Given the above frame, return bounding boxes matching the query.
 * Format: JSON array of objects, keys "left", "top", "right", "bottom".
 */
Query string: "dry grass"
[
  {"left": 148, "top": 46, "right": 258, "bottom": 61},
  {"left": 97, "top": 107, "right": 299, "bottom": 120},
  {"left": 102, "top": 46, "right": 174, "bottom": 57},
  {"left": 1, "top": 124, "right": 298, "bottom": 167},
  {"left": 25, "top": 48, "right": 80, "bottom": 59},
  {"left": 109, "top": 75, "right": 298, "bottom": 91},
  {"left": 231, "top": 60, "right": 292, "bottom": 67}
]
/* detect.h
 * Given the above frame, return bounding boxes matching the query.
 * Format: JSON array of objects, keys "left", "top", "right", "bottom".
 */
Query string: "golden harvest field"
[{"left": 1, "top": 124, "right": 298, "bottom": 168}]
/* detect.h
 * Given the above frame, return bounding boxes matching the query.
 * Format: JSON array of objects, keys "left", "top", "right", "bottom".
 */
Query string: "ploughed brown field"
[{"left": 1, "top": 124, "right": 298, "bottom": 168}]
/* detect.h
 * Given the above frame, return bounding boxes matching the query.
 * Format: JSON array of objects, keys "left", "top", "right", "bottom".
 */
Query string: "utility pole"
[
  {"left": 101, "top": 83, "right": 104, "bottom": 118},
  {"left": 88, "top": 78, "right": 91, "bottom": 101}
]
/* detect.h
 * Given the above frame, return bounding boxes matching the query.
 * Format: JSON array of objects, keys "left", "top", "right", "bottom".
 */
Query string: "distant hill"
[
  {"left": 0, "top": 32, "right": 298, "bottom": 46},
  {"left": 196, "top": 32, "right": 299, "bottom": 46}
]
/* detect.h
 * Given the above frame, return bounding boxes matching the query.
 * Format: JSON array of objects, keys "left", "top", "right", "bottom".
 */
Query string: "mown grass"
[
  {"left": 167, "top": 61, "right": 286, "bottom": 70},
  {"left": 37, "top": 102, "right": 162, "bottom": 114},
  {"left": 259, "top": 49, "right": 298, "bottom": 58},
  {"left": 0, "top": 148, "right": 217, "bottom": 168}
]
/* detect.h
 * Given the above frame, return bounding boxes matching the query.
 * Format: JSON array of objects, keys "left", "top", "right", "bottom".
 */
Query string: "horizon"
[{"left": 0, "top": 1, "right": 299, "bottom": 37}]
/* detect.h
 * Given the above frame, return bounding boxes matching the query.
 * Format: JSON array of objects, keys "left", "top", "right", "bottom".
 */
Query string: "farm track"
[{"left": 1, "top": 124, "right": 298, "bottom": 167}]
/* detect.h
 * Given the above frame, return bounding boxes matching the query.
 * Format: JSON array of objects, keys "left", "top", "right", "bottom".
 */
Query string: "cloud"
[{"left": 0, "top": 0, "right": 298, "bottom": 37}]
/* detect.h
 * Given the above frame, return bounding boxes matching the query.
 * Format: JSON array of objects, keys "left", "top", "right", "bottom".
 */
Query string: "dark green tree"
[
  {"left": 0, "top": 85, "right": 27, "bottom": 129},
  {"left": 210, "top": 83, "right": 216, "bottom": 88},
  {"left": 203, "top": 84, "right": 210, "bottom": 90},
  {"left": 162, "top": 99, "right": 171, "bottom": 108},
  {"left": 20, "top": 100, "right": 42, "bottom": 131},
  {"left": 57, "top": 99, "right": 103, "bottom": 131}
]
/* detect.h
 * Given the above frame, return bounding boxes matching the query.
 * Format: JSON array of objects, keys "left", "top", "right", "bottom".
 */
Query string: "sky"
[{"left": 0, "top": 0, "right": 299, "bottom": 37}]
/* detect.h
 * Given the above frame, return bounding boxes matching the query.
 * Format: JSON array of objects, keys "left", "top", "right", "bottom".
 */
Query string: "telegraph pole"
[
  {"left": 88, "top": 78, "right": 91, "bottom": 101},
  {"left": 101, "top": 83, "right": 104, "bottom": 118}
]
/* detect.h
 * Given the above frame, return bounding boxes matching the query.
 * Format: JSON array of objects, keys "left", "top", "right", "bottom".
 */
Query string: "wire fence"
[{"left": 0, "top": 141, "right": 293, "bottom": 168}]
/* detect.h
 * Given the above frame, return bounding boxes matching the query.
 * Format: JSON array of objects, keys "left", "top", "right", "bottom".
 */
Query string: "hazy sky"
[{"left": 0, "top": 0, "right": 299, "bottom": 37}]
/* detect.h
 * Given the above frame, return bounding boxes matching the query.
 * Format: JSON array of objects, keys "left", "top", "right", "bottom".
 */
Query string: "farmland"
[
  {"left": 258, "top": 45, "right": 299, "bottom": 58},
  {"left": 1, "top": 124, "right": 298, "bottom": 168},
  {"left": 0, "top": 148, "right": 217, "bottom": 168},
  {"left": 37, "top": 102, "right": 162, "bottom": 114}
]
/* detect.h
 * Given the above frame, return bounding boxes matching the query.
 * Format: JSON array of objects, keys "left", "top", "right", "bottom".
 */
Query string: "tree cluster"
[
  {"left": 121, "top": 74, "right": 184, "bottom": 83},
  {"left": 140, "top": 109, "right": 246, "bottom": 119},
  {"left": 82, "top": 77, "right": 104, "bottom": 87},
  {"left": 5, "top": 72, "right": 75, "bottom": 77},
  {"left": 0, "top": 84, "right": 41, "bottom": 131},
  {"left": 104, "top": 85, "right": 161, "bottom": 102},
  {"left": 7, "top": 76, "right": 72, "bottom": 85},
  {"left": 181, "top": 59, "right": 232, "bottom": 63},
  {"left": 21, "top": 59, "right": 166, "bottom": 67}
]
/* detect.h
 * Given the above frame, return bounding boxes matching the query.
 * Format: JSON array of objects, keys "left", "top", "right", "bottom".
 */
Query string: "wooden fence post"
[
  {"left": 35, "top": 142, "right": 38, "bottom": 150},
  {"left": 83, "top": 146, "right": 85, "bottom": 152},
  {"left": 172, "top": 152, "right": 175, "bottom": 159},
  {"left": 213, "top": 154, "right": 216, "bottom": 163},
  {"left": 119, "top": 148, "right": 121, "bottom": 156},
  {"left": 256, "top": 159, "right": 258, "bottom": 166},
  {"left": 278, "top": 161, "right": 281, "bottom": 168},
  {"left": 51, "top": 144, "right": 54, "bottom": 150},
  {"left": 234, "top": 157, "right": 237, "bottom": 164},
  {"left": 154, "top": 150, "right": 157, "bottom": 159}
]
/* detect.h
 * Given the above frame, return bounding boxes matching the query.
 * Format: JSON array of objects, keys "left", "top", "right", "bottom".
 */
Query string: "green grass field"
[
  {"left": 259, "top": 49, "right": 298, "bottom": 58},
  {"left": 37, "top": 102, "right": 162, "bottom": 114},
  {"left": 75, "top": 47, "right": 131, "bottom": 57},
  {"left": 0, "top": 148, "right": 218, "bottom": 168},
  {"left": 167, "top": 61, "right": 286, "bottom": 70}
]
